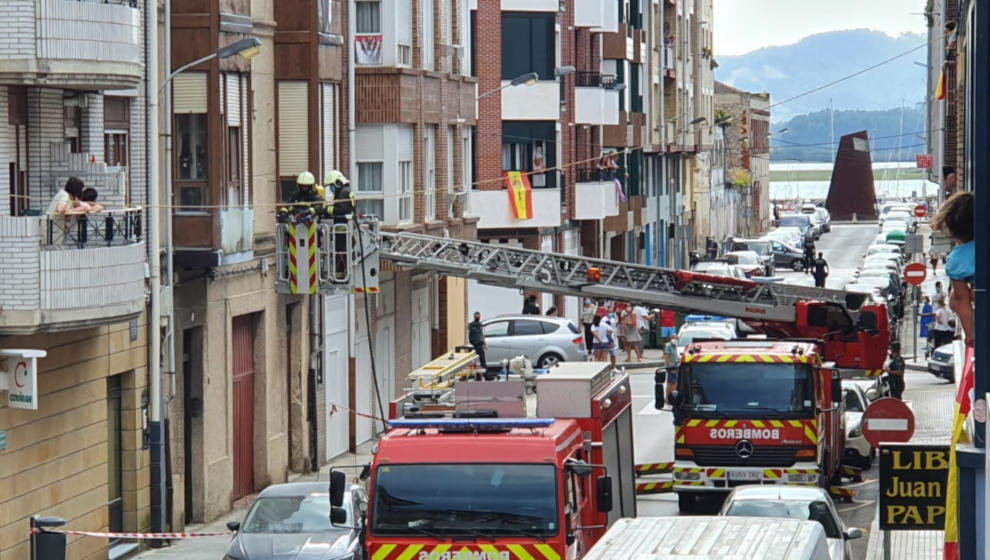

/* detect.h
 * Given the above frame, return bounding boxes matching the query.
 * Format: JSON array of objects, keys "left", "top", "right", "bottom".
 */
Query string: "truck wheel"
[
  {"left": 678, "top": 492, "right": 698, "bottom": 514},
  {"left": 792, "top": 259, "right": 804, "bottom": 272}
]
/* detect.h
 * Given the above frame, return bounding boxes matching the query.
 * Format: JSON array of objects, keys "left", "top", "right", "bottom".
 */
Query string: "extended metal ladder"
[{"left": 379, "top": 231, "right": 870, "bottom": 323}]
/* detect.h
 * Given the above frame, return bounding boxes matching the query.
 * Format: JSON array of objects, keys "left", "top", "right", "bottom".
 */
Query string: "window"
[
  {"left": 501, "top": 13, "right": 554, "bottom": 80},
  {"left": 399, "top": 161, "right": 412, "bottom": 223},
  {"left": 176, "top": 114, "right": 208, "bottom": 180},
  {"left": 425, "top": 126, "right": 436, "bottom": 221},
  {"left": 105, "top": 133, "right": 128, "bottom": 167},
  {"left": 356, "top": 162, "right": 384, "bottom": 219},
  {"left": 227, "top": 127, "right": 242, "bottom": 191},
  {"left": 446, "top": 126, "right": 455, "bottom": 196},
  {"left": 501, "top": 122, "right": 556, "bottom": 188},
  {"left": 356, "top": 0, "right": 381, "bottom": 33},
  {"left": 483, "top": 321, "right": 509, "bottom": 337},
  {"left": 511, "top": 320, "right": 545, "bottom": 336},
  {"left": 318, "top": 0, "right": 333, "bottom": 34}
]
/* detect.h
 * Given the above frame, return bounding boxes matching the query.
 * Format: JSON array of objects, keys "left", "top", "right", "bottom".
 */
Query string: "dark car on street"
[
  {"left": 724, "top": 238, "right": 775, "bottom": 276},
  {"left": 761, "top": 237, "right": 807, "bottom": 271},
  {"left": 927, "top": 343, "right": 955, "bottom": 382},
  {"left": 224, "top": 481, "right": 366, "bottom": 560}
]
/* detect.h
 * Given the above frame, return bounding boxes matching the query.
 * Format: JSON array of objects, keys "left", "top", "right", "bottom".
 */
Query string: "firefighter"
[
  {"left": 324, "top": 170, "right": 356, "bottom": 279},
  {"left": 279, "top": 171, "right": 322, "bottom": 223}
]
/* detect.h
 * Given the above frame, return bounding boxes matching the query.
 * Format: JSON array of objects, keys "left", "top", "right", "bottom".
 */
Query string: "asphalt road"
[{"left": 630, "top": 223, "right": 898, "bottom": 560}]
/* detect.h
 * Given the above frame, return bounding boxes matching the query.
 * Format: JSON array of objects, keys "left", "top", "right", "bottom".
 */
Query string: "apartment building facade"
[
  {"left": 469, "top": 0, "right": 626, "bottom": 321},
  {"left": 715, "top": 80, "right": 771, "bottom": 237},
  {"left": 350, "top": 0, "right": 477, "bottom": 444},
  {"left": 0, "top": 1, "right": 151, "bottom": 558},
  {"left": 643, "top": 0, "right": 714, "bottom": 268}
]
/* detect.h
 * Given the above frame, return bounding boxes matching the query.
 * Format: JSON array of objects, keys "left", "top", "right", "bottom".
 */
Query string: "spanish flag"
[
  {"left": 504, "top": 171, "right": 534, "bottom": 220},
  {"left": 936, "top": 67, "right": 947, "bottom": 101},
  {"left": 944, "top": 345, "right": 974, "bottom": 560}
]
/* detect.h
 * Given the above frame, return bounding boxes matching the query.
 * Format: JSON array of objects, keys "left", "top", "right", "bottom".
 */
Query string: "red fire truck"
[
  {"left": 668, "top": 338, "right": 846, "bottom": 512},
  {"left": 330, "top": 362, "right": 636, "bottom": 560}
]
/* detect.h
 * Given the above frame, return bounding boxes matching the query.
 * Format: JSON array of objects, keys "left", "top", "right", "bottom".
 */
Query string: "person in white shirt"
[
  {"left": 634, "top": 304, "right": 654, "bottom": 356},
  {"left": 931, "top": 294, "right": 955, "bottom": 349}
]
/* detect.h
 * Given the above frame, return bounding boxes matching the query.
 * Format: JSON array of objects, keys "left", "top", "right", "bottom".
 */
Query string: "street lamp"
[
  {"left": 160, "top": 37, "right": 262, "bottom": 93},
  {"left": 477, "top": 71, "right": 539, "bottom": 99},
  {"left": 554, "top": 65, "right": 576, "bottom": 78}
]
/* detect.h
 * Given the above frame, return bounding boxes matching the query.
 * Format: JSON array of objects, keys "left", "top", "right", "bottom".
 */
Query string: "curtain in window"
[{"left": 356, "top": 1, "right": 381, "bottom": 33}]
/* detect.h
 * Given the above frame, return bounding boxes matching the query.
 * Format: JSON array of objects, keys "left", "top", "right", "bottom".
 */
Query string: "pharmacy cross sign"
[{"left": 863, "top": 397, "right": 916, "bottom": 448}]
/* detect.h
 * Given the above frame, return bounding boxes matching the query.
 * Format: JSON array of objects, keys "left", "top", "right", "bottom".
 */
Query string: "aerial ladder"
[{"left": 274, "top": 216, "right": 890, "bottom": 372}]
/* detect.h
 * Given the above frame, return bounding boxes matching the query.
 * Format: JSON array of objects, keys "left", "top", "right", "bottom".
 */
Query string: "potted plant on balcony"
[{"left": 728, "top": 168, "right": 752, "bottom": 188}]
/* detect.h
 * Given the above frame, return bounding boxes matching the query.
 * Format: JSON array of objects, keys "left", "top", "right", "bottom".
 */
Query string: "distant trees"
[{"left": 770, "top": 106, "right": 926, "bottom": 162}]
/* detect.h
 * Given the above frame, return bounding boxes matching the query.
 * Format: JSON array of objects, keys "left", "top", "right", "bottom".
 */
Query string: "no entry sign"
[
  {"left": 914, "top": 204, "right": 927, "bottom": 218},
  {"left": 904, "top": 262, "right": 927, "bottom": 286},
  {"left": 863, "top": 397, "right": 916, "bottom": 447}
]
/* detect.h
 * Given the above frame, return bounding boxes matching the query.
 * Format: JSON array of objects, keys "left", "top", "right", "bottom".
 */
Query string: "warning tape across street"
[{"left": 31, "top": 528, "right": 232, "bottom": 539}]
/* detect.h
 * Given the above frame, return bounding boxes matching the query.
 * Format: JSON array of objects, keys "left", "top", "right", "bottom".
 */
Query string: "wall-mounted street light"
[
  {"left": 478, "top": 71, "right": 539, "bottom": 99},
  {"left": 554, "top": 65, "right": 576, "bottom": 78},
  {"left": 160, "top": 37, "right": 262, "bottom": 93}
]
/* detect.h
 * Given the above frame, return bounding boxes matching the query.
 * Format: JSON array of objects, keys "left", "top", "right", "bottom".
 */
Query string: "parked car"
[
  {"left": 482, "top": 315, "right": 587, "bottom": 369},
  {"left": 885, "top": 210, "right": 916, "bottom": 232},
  {"left": 719, "top": 486, "right": 863, "bottom": 560},
  {"left": 814, "top": 207, "right": 832, "bottom": 233},
  {"left": 862, "top": 255, "right": 902, "bottom": 274},
  {"left": 842, "top": 381, "right": 874, "bottom": 469},
  {"left": 761, "top": 237, "right": 806, "bottom": 271},
  {"left": 724, "top": 250, "right": 765, "bottom": 277},
  {"left": 224, "top": 481, "right": 366, "bottom": 560},
  {"left": 882, "top": 220, "right": 910, "bottom": 234},
  {"left": 928, "top": 342, "right": 955, "bottom": 382},
  {"left": 780, "top": 213, "right": 819, "bottom": 239},
  {"left": 724, "top": 238, "right": 775, "bottom": 276},
  {"left": 767, "top": 227, "right": 804, "bottom": 249},
  {"left": 692, "top": 260, "right": 740, "bottom": 278},
  {"left": 856, "top": 269, "right": 900, "bottom": 291},
  {"left": 676, "top": 320, "right": 736, "bottom": 355}
]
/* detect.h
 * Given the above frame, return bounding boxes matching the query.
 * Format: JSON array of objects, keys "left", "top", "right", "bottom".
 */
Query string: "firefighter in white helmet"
[
  {"left": 324, "top": 170, "right": 356, "bottom": 280},
  {"left": 288, "top": 171, "right": 322, "bottom": 204}
]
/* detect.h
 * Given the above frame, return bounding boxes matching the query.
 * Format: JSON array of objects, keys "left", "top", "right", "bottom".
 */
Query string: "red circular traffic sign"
[
  {"left": 904, "top": 262, "right": 927, "bottom": 286},
  {"left": 862, "top": 397, "right": 916, "bottom": 447},
  {"left": 914, "top": 204, "right": 927, "bottom": 218}
]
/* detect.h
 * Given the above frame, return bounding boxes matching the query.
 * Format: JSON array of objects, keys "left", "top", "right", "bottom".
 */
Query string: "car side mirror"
[
  {"left": 596, "top": 476, "right": 613, "bottom": 513},
  {"left": 654, "top": 369, "right": 667, "bottom": 410},
  {"left": 359, "top": 464, "right": 371, "bottom": 481},
  {"left": 832, "top": 377, "right": 842, "bottom": 405},
  {"left": 226, "top": 520, "right": 240, "bottom": 532},
  {"left": 330, "top": 507, "right": 347, "bottom": 525},
  {"left": 329, "top": 470, "right": 346, "bottom": 507},
  {"left": 844, "top": 527, "right": 864, "bottom": 540}
]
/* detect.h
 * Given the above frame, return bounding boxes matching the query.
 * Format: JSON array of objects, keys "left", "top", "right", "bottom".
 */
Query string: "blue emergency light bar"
[
  {"left": 387, "top": 418, "right": 555, "bottom": 430},
  {"left": 685, "top": 315, "right": 731, "bottom": 322}
]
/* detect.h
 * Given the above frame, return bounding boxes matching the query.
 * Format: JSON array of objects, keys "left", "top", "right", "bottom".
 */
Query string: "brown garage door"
[{"left": 232, "top": 314, "right": 255, "bottom": 499}]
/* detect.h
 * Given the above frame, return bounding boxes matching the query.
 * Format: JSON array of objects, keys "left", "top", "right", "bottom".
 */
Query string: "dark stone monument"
[{"left": 825, "top": 130, "right": 878, "bottom": 220}]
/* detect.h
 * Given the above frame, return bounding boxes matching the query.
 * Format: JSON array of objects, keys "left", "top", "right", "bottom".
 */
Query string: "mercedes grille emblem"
[{"left": 735, "top": 439, "right": 755, "bottom": 459}]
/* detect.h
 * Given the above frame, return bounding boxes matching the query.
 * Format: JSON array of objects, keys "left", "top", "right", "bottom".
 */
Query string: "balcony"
[
  {"left": 502, "top": 80, "right": 560, "bottom": 121},
  {"left": 0, "top": 0, "right": 143, "bottom": 89},
  {"left": 574, "top": 73, "right": 620, "bottom": 125},
  {"left": 663, "top": 45, "right": 676, "bottom": 78},
  {"left": 574, "top": 0, "right": 619, "bottom": 33},
  {"left": 0, "top": 209, "right": 146, "bottom": 335},
  {"left": 602, "top": 24, "right": 635, "bottom": 61},
  {"left": 574, "top": 167, "right": 621, "bottom": 221},
  {"left": 468, "top": 188, "right": 561, "bottom": 230}
]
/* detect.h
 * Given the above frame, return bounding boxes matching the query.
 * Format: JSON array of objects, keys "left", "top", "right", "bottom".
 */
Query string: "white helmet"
[
  {"left": 325, "top": 169, "right": 350, "bottom": 186},
  {"left": 297, "top": 171, "right": 316, "bottom": 186}
]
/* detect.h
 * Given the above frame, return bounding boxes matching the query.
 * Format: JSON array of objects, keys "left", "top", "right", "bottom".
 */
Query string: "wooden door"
[{"left": 232, "top": 314, "right": 255, "bottom": 499}]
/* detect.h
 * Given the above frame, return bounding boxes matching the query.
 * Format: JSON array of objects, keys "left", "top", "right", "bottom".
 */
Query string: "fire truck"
[
  {"left": 329, "top": 361, "right": 637, "bottom": 560},
  {"left": 668, "top": 338, "right": 847, "bottom": 512}
]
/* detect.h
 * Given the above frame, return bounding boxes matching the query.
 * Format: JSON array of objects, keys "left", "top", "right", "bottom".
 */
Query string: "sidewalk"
[
  {"left": 865, "top": 244, "right": 955, "bottom": 560},
  {"left": 132, "top": 441, "right": 377, "bottom": 559}
]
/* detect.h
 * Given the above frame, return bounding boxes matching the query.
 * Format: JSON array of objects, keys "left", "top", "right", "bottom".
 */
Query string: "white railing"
[{"left": 37, "top": 0, "right": 142, "bottom": 65}]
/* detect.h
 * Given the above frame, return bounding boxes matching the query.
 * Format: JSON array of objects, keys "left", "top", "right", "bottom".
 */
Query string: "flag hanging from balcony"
[
  {"left": 943, "top": 345, "right": 974, "bottom": 560},
  {"left": 935, "top": 67, "right": 947, "bottom": 100},
  {"left": 505, "top": 171, "right": 534, "bottom": 219}
]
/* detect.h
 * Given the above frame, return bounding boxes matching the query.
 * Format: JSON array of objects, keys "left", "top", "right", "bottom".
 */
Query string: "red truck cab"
[
  {"left": 333, "top": 362, "right": 636, "bottom": 560},
  {"left": 668, "top": 339, "right": 845, "bottom": 513}
]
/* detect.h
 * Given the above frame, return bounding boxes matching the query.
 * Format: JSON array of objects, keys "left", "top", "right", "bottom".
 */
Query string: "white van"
[{"left": 582, "top": 516, "right": 831, "bottom": 560}]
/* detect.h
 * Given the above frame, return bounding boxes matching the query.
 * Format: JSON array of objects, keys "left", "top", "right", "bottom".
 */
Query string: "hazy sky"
[{"left": 713, "top": 0, "right": 928, "bottom": 56}]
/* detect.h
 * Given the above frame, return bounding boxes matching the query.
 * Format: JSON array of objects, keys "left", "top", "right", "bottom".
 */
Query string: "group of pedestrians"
[{"left": 579, "top": 300, "right": 655, "bottom": 367}]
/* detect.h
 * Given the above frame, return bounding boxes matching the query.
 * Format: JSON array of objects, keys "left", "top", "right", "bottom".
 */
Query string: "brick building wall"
[
  {"left": 474, "top": 0, "right": 502, "bottom": 192},
  {"left": 0, "top": 1, "right": 37, "bottom": 59}
]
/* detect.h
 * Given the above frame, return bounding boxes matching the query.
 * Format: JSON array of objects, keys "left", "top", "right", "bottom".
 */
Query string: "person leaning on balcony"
[
  {"left": 80, "top": 188, "right": 104, "bottom": 214},
  {"left": 596, "top": 155, "right": 610, "bottom": 181},
  {"left": 46, "top": 177, "right": 87, "bottom": 245}
]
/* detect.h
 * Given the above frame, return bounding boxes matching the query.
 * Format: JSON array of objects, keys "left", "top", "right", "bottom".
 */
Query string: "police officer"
[
  {"left": 813, "top": 252, "right": 829, "bottom": 288},
  {"left": 884, "top": 341, "right": 906, "bottom": 400},
  {"left": 803, "top": 235, "right": 816, "bottom": 274}
]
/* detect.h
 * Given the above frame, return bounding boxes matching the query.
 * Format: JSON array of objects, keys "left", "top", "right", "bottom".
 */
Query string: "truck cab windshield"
[
  {"left": 679, "top": 363, "right": 814, "bottom": 416},
  {"left": 371, "top": 464, "right": 559, "bottom": 537}
]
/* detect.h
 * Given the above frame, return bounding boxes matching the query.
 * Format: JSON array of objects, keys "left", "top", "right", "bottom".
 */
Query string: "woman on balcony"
[{"left": 45, "top": 177, "right": 87, "bottom": 245}]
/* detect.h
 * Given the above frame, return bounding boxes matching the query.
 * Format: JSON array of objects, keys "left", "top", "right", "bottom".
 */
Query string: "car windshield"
[
  {"left": 843, "top": 389, "right": 863, "bottom": 412},
  {"left": 679, "top": 363, "right": 814, "bottom": 416},
  {"left": 242, "top": 495, "right": 343, "bottom": 534},
  {"left": 724, "top": 499, "right": 841, "bottom": 538},
  {"left": 693, "top": 262, "right": 731, "bottom": 275},
  {"left": 371, "top": 464, "right": 558, "bottom": 537},
  {"left": 729, "top": 252, "right": 759, "bottom": 265}
]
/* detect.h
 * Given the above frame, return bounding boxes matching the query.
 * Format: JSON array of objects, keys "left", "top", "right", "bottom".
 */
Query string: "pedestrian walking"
[
  {"left": 928, "top": 244, "right": 941, "bottom": 273},
  {"left": 803, "top": 236, "right": 816, "bottom": 274},
  {"left": 591, "top": 315, "right": 609, "bottom": 363},
  {"left": 522, "top": 295, "right": 540, "bottom": 315},
  {"left": 931, "top": 294, "right": 955, "bottom": 349},
  {"left": 634, "top": 304, "right": 654, "bottom": 357},
  {"left": 581, "top": 299, "right": 596, "bottom": 353},
  {"left": 663, "top": 334, "right": 680, "bottom": 400},
  {"left": 919, "top": 295, "right": 934, "bottom": 355},
  {"left": 812, "top": 252, "right": 829, "bottom": 288},
  {"left": 883, "top": 341, "right": 906, "bottom": 400},
  {"left": 622, "top": 306, "right": 644, "bottom": 362},
  {"left": 468, "top": 311, "right": 487, "bottom": 371}
]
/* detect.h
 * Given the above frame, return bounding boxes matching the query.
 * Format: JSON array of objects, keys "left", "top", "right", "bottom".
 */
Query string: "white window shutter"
[
  {"left": 173, "top": 72, "right": 207, "bottom": 114},
  {"left": 278, "top": 81, "right": 309, "bottom": 177}
]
